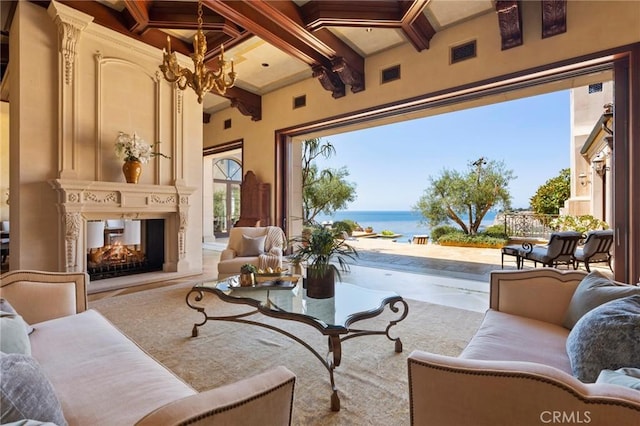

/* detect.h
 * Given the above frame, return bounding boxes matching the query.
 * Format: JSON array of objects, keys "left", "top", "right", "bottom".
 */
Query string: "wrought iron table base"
[{"left": 186, "top": 289, "right": 408, "bottom": 412}]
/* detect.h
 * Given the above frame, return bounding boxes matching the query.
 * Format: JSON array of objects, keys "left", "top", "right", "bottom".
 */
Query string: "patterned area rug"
[{"left": 90, "top": 282, "right": 484, "bottom": 425}]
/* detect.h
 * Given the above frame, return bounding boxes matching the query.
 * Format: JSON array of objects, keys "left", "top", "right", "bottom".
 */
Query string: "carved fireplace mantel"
[{"left": 49, "top": 179, "right": 196, "bottom": 273}]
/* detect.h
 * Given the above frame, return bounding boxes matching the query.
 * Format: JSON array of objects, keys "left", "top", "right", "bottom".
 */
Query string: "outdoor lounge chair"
[
  {"left": 519, "top": 231, "right": 583, "bottom": 269},
  {"left": 573, "top": 229, "right": 614, "bottom": 272},
  {"left": 500, "top": 244, "right": 523, "bottom": 269}
]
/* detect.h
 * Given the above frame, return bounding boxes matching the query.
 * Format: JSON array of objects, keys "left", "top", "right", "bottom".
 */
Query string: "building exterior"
[{"left": 565, "top": 81, "right": 613, "bottom": 223}]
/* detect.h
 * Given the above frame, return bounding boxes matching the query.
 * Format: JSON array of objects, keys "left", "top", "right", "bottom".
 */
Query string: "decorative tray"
[
  {"left": 255, "top": 274, "right": 299, "bottom": 283},
  {"left": 222, "top": 278, "right": 299, "bottom": 291}
]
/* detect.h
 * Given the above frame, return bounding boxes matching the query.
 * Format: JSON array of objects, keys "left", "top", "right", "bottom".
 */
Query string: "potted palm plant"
[{"left": 290, "top": 226, "right": 358, "bottom": 299}]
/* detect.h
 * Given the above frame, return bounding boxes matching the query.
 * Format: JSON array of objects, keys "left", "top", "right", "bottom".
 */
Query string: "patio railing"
[{"left": 499, "top": 212, "right": 559, "bottom": 240}]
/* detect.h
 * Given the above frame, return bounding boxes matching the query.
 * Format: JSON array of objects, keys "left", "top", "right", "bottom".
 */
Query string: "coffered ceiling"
[{"left": 0, "top": 1, "right": 568, "bottom": 120}]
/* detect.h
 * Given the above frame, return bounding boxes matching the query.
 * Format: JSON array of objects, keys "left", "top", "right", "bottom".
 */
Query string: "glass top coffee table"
[{"left": 186, "top": 275, "right": 409, "bottom": 411}]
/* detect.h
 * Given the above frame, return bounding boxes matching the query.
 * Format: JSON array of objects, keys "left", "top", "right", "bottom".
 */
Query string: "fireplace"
[
  {"left": 86, "top": 219, "right": 165, "bottom": 280},
  {"left": 49, "top": 179, "right": 196, "bottom": 288}
]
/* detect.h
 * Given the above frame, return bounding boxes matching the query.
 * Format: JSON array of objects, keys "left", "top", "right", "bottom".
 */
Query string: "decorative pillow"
[
  {"left": 563, "top": 270, "right": 640, "bottom": 329},
  {"left": 566, "top": 294, "right": 640, "bottom": 383},
  {"left": 596, "top": 367, "right": 640, "bottom": 390},
  {"left": 0, "top": 298, "right": 34, "bottom": 335},
  {"left": 0, "top": 353, "right": 68, "bottom": 425},
  {"left": 0, "top": 312, "right": 31, "bottom": 355},
  {"left": 240, "top": 235, "right": 266, "bottom": 257}
]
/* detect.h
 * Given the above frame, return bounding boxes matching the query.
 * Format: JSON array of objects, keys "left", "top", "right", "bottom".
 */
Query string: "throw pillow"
[
  {"left": 240, "top": 235, "right": 266, "bottom": 257},
  {"left": 0, "top": 298, "right": 34, "bottom": 335},
  {"left": 0, "top": 312, "right": 31, "bottom": 355},
  {"left": 596, "top": 367, "right": 640, "bottom": 390},
  {"left": 0, "top": 353, "right": 68, "bottom": 425},
  {"left": 562, "top": 270, "right": 640, "bottom": 329},
  {"left": 566, "top": 294, "right": 640, "bottom": 383}
]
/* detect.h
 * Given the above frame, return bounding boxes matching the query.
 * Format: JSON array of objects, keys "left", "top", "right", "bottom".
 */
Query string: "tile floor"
[{"left": 204, "top": 240, "right": 490, "bottom": 312}]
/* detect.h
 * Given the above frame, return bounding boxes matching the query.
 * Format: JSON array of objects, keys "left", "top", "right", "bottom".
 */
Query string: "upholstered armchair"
[{"left": 217, "top": 226, "right": 287, "bottom": 278}]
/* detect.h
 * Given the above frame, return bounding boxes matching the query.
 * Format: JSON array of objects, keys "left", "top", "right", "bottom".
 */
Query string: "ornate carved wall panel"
[
  {"left": 94, "top": 55, "right": 161, "bottom": 183},
  {"left": 235, "top": 171, "right": 271, "bottom": 227}
]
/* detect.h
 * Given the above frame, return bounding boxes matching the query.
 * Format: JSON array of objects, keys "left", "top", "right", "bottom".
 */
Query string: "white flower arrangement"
[{"left": 114, "top": 131, "right": 170, "bottom": 164}]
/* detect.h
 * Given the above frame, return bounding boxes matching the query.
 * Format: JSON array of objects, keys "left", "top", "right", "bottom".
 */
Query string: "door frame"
[{"left": 274, "top": 43, "right": 640, "bottom": 283}]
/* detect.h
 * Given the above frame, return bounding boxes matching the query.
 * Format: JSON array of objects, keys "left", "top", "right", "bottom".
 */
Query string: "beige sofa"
[
  {"left": 217, "top": 226, "right": 286, "bottom": 278},
  {"left": 0, "top": 270, "right": 296, "bottom": 425},
  {"left": 408, "top": 269, "right": 640, "bottom": 426}
]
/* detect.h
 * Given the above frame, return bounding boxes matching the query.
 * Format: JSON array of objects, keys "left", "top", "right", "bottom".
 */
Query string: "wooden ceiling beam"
[
  {"left": 399, "top": 0, "right": 434, "bottom": 51},
  {"left": 122, "top": 0, "right": 150, "bottom": 34},
  {"left": 301, "top": 0, "right": 433, "bottom": 52},
  {"left": 300, "top": 1, "right": 403, "bottom": 30},
  {"left": 203, "top": 0, "right": 328, "bottom": 66},
  {"left": 313, "top": 28, "right": 364, "bottom": 93},
  {"left": 495, "top": 0, "right": 523, "bottom": 50},
  {"left": 255, "top": 0, "right": 364, "bottom": 92},
  {"left": 541, "top": 0, "right": 567, "bottom": 38},
  {"left": 203, "top": 0, "right": 364, "bottom": 96},
  {"left": 55, "top": 0, "right": 192, "bottom": 54},
  {"left": 134, "top": 2, "right": 230, "bottom": 32},
  {"left": 225, "top": 86, "right": 262, "bottom": 121}
]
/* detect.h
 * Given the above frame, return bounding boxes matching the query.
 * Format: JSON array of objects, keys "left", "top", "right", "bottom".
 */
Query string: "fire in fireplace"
[{"left": 86, "top": 219, "right": 164, "bottom": 280}]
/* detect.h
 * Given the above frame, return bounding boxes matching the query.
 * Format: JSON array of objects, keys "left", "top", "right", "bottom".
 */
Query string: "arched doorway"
[{"left": 213, "top": 158, "right": 242, "bottom": 238}]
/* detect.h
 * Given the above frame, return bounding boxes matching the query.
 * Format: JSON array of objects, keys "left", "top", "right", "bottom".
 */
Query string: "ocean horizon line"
[{"left": 315, "top": 210, "right": 498, "bottom": 244}]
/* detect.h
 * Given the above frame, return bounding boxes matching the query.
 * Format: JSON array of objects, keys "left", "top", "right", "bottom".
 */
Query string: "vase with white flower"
[{"left": 114, "top": 131, "right": 170, "bottom": 183}]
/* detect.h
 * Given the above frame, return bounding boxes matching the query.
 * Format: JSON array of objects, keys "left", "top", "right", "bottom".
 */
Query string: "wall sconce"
[
  {"left": 578, "top": 173, "right": 589, "bottom": 187},
  {"left": 592, "top": 157, "right": 610, "bottom": 177}
]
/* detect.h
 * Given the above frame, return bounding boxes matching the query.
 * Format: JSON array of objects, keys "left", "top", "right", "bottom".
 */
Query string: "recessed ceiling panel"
[
  {"left": 426, "top": 0, "right": 494, "bottom": 30},
  {"left": 161, "top": 29, "right": 197, "bottom": 43},
  {"left": 227, "top": 37, "right": 310, "bottom": 94},
  {"left": 329, "top": 27, "right": 406, "bottom": 57}
]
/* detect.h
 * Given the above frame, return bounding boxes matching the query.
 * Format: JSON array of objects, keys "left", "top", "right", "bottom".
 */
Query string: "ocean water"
[{"left": 315, "top": 210, "right": 498, "bottom": 244}]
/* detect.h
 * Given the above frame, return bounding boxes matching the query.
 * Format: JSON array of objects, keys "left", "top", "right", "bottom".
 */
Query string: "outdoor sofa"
[
  {"left": 0, "top": 270, "right": 296, "bottom": 425},
  {"left": 408, "top": 268, "right": 640, "bottom": 425}
]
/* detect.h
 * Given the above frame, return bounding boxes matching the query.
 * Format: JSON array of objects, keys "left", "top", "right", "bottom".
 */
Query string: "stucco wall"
[{"left": 9, "top": 1, "right": 203, "bottom": 273}]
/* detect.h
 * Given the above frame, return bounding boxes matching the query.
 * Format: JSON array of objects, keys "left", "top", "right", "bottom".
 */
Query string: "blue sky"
[{"left": 313, "top": 90, "right": 570, "bottom": 211}]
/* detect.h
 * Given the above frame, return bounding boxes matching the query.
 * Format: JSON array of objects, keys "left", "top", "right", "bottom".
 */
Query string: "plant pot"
[
  {"left": 239, "top": 272, "right": 255, "bottom": 287},
  {"left": 122, "top": 160, "right": 142, "bottom": 184},
  {"left": 305, "top": 267, "right": 335, "bottom": 299}
]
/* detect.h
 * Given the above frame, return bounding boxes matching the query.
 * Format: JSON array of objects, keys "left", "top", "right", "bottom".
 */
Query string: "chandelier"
[{"left": 159, "top": 0, "right": 237, "bottom": 103}]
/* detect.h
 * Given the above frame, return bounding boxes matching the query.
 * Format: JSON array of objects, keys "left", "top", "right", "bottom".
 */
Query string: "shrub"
[
  {"left": 381, "top": 230, "right": 395, "bottom": 236},
  {"left": 550, "top": 215, "right": 609, "bottom": 234},
  {"left": 333, "top": 220, "right": 355, "bottom": 235},
  {"left": 431, "top": 225, "right": 462, "bottom": 242},
  {"left": 342, "top": 219, "right": 359, "bottom": 231},
  {"left": 482, "top": 224, "right": 508, "bottom": 239},
  {"left": 438, "top": 233, "right": 508, "bottom": 248}
]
